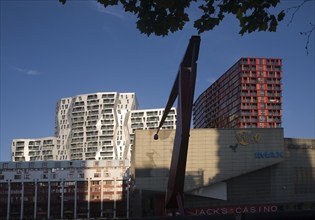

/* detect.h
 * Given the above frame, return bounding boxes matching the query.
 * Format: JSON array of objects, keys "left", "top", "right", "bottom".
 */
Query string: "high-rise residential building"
[
  {"left": 11, "top": 92, "right": 177, "bottom": 162},
  {"left": 11, "top": 137, "right": 63, "bottom": 162},
  {"left": 193, "top": 57, "right": 282, "bottom": 129},
  {"left": 55, "top": 92, "right": 137, "bottom": 161}
]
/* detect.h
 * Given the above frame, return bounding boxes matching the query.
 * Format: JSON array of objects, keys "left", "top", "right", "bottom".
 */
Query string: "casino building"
[
  {"left": 131, "top": 128, "right": 315, "bottom": 218},
  {"left": 1, "top": 128, "right": 314, "bottom": 219}
]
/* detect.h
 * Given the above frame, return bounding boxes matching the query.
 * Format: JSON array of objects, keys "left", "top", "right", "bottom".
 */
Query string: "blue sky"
[{"left": 1, "top": 0, "right": 314, "bottom": 161}]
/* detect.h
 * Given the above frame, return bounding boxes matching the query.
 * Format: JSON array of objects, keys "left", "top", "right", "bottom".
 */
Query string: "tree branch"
[
  {"left": 286, "top": 0, "right": 311, "bottom": 26},
  {"left": 300, "top": 23, "right": 315, "bottom": 55}
]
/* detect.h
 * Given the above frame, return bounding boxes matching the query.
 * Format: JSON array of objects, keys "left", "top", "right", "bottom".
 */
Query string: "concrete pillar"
[
  {"left": 47, "top": 181, "right": 51, "bottom": 219},
  {"left": 114, "top": 178, "right": 116, "bottom": 219},
  {"left": 61, "top": 179, "right": 64, "bottom": 219},
  {"left": 34, "top": 181, "right": 37, "bottom": 219},
  {"left": 101, "top": 179, "right": 104, "bottom": 217},
  {"left": 74, "top": 180, "right": 77, "bottom": 219},
  {"left": 6, "top": 180, "right": 11, "bottom": 220},
  {"left": 20, "top": 182, "right": 24, "bottom": 220},
  {"left": 87, "top": 178, "right": 91, "bottom": 218}
]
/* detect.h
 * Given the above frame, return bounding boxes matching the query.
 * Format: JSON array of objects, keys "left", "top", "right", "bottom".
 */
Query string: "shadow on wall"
[{"left": 130, "top": 167, "right": 205, "bottom": 217}]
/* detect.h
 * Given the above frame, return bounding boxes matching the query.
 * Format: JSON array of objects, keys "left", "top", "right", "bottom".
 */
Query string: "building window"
[
  {"left": 14, "top": 175, "right": 21, "bottom": 179},
  {"left": 3, "top": 163, "right": 8, "bottom": 169},
  {"left": 29, "top": 162, "right": 35, "bottom": 169},
  {"left": 105, "top": 180, "right": 112, "bottom": 185}
]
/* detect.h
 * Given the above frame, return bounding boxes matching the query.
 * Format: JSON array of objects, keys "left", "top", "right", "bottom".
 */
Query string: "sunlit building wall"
[
  {"left": 11, "top": 137, "right": 62, "bottom": 162},
  {"left": 11, "top": 92, "right": 177, "bottom": 162},
  {"left": 129, "top": 108, "right": 177, "bottom": 159},
  {"left": 193, "top": 57, "right": 282, "bottom": 129},
  {"left": 0, "top": 160, "right": 130, "bottom": 219},
  {"left": 54, "top": 92, "right": 137, "bottom": 160}
]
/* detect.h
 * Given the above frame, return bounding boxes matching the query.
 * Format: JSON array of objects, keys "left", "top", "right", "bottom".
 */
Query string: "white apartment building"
[
  {"left": 55, "top": 92, "right": 137, "bottom": 161},
  {"left": 11, "top": 137, "right": 63, "bottom": 162},
  {"left": 11, "top": 92, "right": 177, "bottom": 162}
]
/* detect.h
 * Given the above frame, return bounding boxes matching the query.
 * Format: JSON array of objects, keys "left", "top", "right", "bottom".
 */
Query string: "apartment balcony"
[
  {"left": 86, "top": 136, "right": 98, "bottom": 142},
  {"left": 267, "top": 92, "right": 282, "bottom": 97},
  {"left": 101, "top": 109, "right": 113, "bottom": 114},
  {"left": 103, "top": 104, "right": 115, "bottom": 108},
  {"left": 70, "top": 148, "right": 83, "bottom": 154},
  {"left": 146, "top": 122, "right": 158, "bottom": 127},
  {"left": 103, "top": 99, "right": 115, "bottom": 104},
  {"left": 131, "top": 118, "right": 143, "bottom": 123},
  {"left": 101, "top": 140, "right": 112, "bottom": 145},
  {"left": 87, "top": 105, "right": 99, "bottom": 110},
  {"left": 131, "top": 123, "right": 144, "bottom": 128},
  {"left": 43, "top": 155, "right": 53, "bottom": 160},
  {"left": 87, "top": 116, "right": 98, "bottom": 121},
  {"left": 101, "top": 130, "right": 113, "bottom": 135},
  {"left": 42, "top": 150, "right": 53, "bottom": 155},
  {"left": 86, "top": 131, "right": 99, "bottom": 136},
  {"left": 85, "top": 126, "right": 96, "bottom": 131},
  {"left": 30, "top": 156, "right": 41, "bottom": 160},
  {"left": 102, "top": 146, "right": 113, "bottom": 151},
  {"left": 72, "top": 107, "right": 85, "bottom": 113},
  {"left": 88, "top": 110, "right": 99, "bottom": 116},
  {"left": 72, "top": 122, "right": 84, "bottom": 128},
  {"left": 131, "top": 112, "right": 144, "bottom": 117},
  {"left": 14, "top": 157, "right": 25, "bottom": 161},
  {"left": 85, "top": 152, "right": 96, "bottom": 157},
  {"left": 87, "top": 94, "right": 98, "bottom": 100},
  {"left": 72, "top": 112, "right": 85, "bottom": 117},
  {"left": 72, "top": 138, "right": 84, "bottom": 143},
  {"left": 86, "top": 142, "right": 98, "bottom": 147},
  {"left": 42, "top": 146, "right": 54, "bottom": 150},
  {"left": 101, "top": 125, "right": 114, "bottom": 130},
  {"left": 71, "top": 154, "right": 83, "bottom": 160},
  {"left": 72, "top": 132, "right": 84, "bottom": 138},
  {"left": 146, "top": 112, "right": 158, "bottom": 116},
  {"left": 146, "top": 116, "right": 159, "bottom": 122},
  {"left": 71, "top": 143, "right": 84, "bottom": 148},
  {"left": 15, "top": 146, "right": 25, "bottom": 152},
  {"left": 102, "top": 93, "right": 115, "bottom": 98},
  {"left": 87, "top": 147, "right": 98, "bottom": 153},
  {"left": 87, "top": 121, "right": 97, "bottom": 126},
  {"left": 102, "top": 119, "right": 114, "bottom": 124}
]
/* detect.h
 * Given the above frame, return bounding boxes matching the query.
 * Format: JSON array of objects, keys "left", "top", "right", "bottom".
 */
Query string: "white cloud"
[
  {"left": 26, "top": 70, "right": 39, "bottom": 75},
  {"left": 14, "top": 67, "right": 40, "bottom": 76},
  {"left": 93, "top": 2, "right": 128, "bottom": 21}
]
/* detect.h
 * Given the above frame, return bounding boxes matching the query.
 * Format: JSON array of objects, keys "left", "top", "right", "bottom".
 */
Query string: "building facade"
[
  {"left": 131, "top": 129, "right": 315, "bottom": 218},
  {"left": 11, "top": 137, "right": 62, "bottom": 162},
  {"left": 0, "top": 160, "right": 130, "bottom": 219},
  {"left": 193, "top": 57, "right": 282, "bottom": 129},
  {"left": 11, "top": 92, "right": 177, "bottom": 162},
  {"left": 55, "top": 92, "right": 137, "bottom": 161}
]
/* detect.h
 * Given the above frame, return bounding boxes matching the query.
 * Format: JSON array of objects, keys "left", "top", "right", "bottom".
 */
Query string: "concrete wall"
[{"left": 133, "top": 128, "right": 284, "bottom": 194}]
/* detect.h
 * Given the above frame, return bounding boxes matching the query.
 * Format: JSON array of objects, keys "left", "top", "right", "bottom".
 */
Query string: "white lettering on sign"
[
  {"left": 186, "top": 204, "right": 278, "bottom": 216},
  {"left": 255, "top": 151, "right": 284, "bottom": 158}
]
